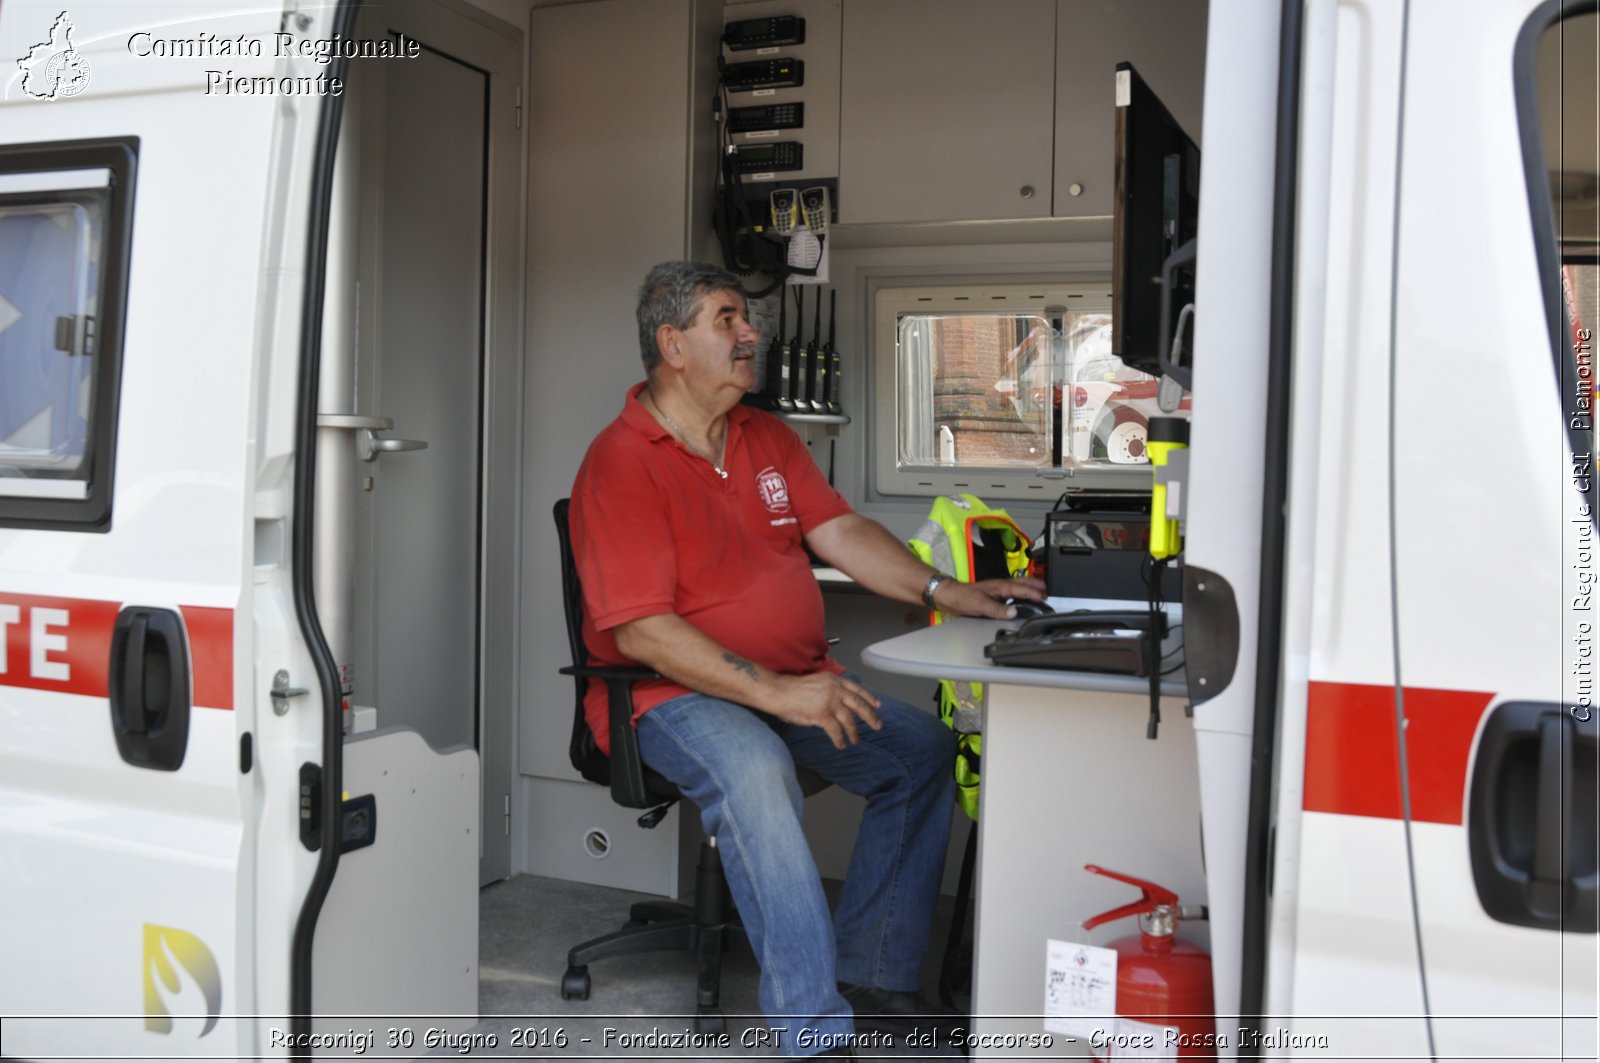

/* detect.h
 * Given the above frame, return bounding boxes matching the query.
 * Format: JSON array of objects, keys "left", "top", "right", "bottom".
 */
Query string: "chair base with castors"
[{"left": 558, "top": 837, "right": 745, "bottom": 1035}]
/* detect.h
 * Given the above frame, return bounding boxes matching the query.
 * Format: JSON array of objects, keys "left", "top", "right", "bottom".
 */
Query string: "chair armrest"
[
  {"left": 560, "top": 663, "right": 664, "bottom": 810},
  {"left": 561, "top": 663, "right": 660, "bottom": 683}
]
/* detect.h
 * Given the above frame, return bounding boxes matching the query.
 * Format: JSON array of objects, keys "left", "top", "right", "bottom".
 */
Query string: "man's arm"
[
  {"left": 612, "top": 613, "right": 883, "bottom": 749},
  {"left": 804, "top": 512, "right": 1046, "bottom": 619}
]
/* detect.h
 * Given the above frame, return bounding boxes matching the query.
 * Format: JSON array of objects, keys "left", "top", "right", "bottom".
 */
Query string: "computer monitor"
[{"left": 1111, "top": 62, "right": 1200, "bottom": 379}]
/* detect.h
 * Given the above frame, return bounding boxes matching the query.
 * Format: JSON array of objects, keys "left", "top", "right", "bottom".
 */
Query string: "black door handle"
[
  {"left": 1468, "top": 701, "right": 1597, "bottom": 932},
  {"left": 108, "top": 606, "right": 192, "bottom": 771}
]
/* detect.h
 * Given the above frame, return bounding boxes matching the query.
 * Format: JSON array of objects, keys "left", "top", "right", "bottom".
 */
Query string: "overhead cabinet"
[
  {"left": 836, "top": 0, "right": 1207, "bottom": 225},
  {"left": 838, "top": 0, "right": 1056, "bottom": 225},
  {"left": 1054, "top": 0, "right": 1208, "bottom": 218}
]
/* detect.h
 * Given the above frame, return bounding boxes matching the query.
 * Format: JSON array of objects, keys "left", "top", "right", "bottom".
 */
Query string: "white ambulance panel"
[{"left": 0, "top": 2, "right": 337, "bottom": 1055}]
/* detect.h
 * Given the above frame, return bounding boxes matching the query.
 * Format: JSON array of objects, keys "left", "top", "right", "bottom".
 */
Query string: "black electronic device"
[
  {"left": 823, "top": 290, "right": 841, "bottom": 413},
  {"left": 800, "top": 186, "right": 830, "bottom": 234},
  {"left": 785, "top": 287, "right": 804, "bottom": 408},
  {"left": 728, "top": 102, "right": 805, "bottom": 134},
  {"left": 1006, "top": 598, "right": 1055, "bottom": 619},
  {"left": 793, "top": 288, "right": 811, "bottom": 408},
  {"left": 1046, "top": 492, "right": 1180, "bottom": 600},
  {"left": 769, "top": 188, "right": 798, "bottom": 234},
  {"left": 723, "top": 15, "right": 806, "bottom": 51},
  {"left": 766, "top": 286, "right": 793, "bottom": 410},
  {"left": 985, "top": 610, "right": 1164, "bottom": 675},
  {"left": 805, "top": 286, "right": 825, "bottom": 410},
  {"left": 731, "top": 142, "right": 804, "bottom": 175},
  {"left": 1111, "top": 61, "right": 1199, "bottom": 380},
  {"left": 722, "top": 57, "right": 804, "bottom": 92}
]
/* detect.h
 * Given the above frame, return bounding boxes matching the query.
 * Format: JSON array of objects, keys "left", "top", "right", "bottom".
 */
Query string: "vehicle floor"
[{"left": 436, "top": 871, "right": 973, "bottom": 1060}]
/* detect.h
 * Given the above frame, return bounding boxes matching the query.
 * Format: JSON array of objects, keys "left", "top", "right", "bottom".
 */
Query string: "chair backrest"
[
  {"left": 553, "top": 497, "right": 612, "bottom": 788},
  {"left": 555, "top": 499, "right": 828, "bottom": 818}
]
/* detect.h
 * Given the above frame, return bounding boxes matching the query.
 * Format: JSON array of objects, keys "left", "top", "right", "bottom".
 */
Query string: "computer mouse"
[{"left": 1007, "top": 598, "right": 1055, "bottom": 619}]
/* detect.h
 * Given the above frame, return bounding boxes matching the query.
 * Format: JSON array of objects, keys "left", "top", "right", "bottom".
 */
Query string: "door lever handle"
[
  {"left": 1469, "top": 701, "right": 1598, "bottom": 932},
  {"left": 1528, "top": 714, "right": 1573, "bottom": 920},
  {"left": 108, "top": 607, "right": 191, "bottom": 771},
  {"left": 361, "top": 433, "right": 428, "bottom": 461},
  {"left": 315, "top": 414, "right": 429, "bottom": 462}
]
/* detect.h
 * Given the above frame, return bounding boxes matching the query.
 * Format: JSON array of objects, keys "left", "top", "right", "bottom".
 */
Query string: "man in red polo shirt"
[{"left": 570, "top": 261, "right": 1044, "bottom": 1059}]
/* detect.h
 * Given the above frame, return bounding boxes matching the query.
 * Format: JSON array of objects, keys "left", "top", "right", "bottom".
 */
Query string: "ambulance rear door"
[
  {"left": 0, "top": 2, "right": 347, "bottom": 1055},
  {"left": 1273, "top": 0, "right": 1596, "bottom": 1058},
  {"left": 1386, "top": 0, "right": 1597, "bottom": 1058}
]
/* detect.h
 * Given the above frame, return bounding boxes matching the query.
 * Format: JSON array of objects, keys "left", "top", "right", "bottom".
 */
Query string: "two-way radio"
[
  {"left": 765, "top": 287, "right": 793, "bottom": 411},
  {"left": 806, "top": 286, "right": 826, "bottom": 410},
  {"left": 824, "top": 290, "right": 841, "bottom": 414},
  {"left": 792, "top": 288, "right": 810, "bottom": 409},
  {"left": 722, "top": 15, "right": 805, "bottom": 51},
  {"left": 752, "top": 285, "right": 844, "bottom": 414}
]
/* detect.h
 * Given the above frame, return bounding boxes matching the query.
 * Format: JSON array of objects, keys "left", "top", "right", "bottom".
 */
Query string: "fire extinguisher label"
[{"left": 1043, "top": 939, "right": 1118, "bottom": 1039}]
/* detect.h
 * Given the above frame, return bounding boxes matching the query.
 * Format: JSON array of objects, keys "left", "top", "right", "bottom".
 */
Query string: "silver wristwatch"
[{"left": 921, "top": 572, "right": 950, "bottom": 609}]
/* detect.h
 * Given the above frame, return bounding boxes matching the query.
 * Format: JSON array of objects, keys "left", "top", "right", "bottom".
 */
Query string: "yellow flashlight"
[{"left": 1147, "top": 416, "right": 1189, "bottom": 560}]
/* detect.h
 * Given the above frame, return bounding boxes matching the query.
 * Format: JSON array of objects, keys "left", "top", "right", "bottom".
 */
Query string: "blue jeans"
[{"left": 636, "top": 683, "right": 956, "bottom": 1056}]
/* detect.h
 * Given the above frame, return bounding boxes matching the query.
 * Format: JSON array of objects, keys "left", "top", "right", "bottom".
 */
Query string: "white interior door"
[
  {"left": 362, "top": 39, "right": 485, "bottom": 752},
  {"left": 350, "top": 0, "right": 522, "bottom": 885}
]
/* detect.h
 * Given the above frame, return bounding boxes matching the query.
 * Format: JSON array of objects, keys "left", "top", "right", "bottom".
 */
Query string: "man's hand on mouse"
[{"left": 931, "top": 576, "right": 1047, "bottom": 620}]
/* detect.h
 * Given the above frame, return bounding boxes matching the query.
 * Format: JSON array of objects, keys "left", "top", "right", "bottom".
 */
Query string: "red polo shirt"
[{"left": 569, "top": 382, "right": 854, "bottom": 753}]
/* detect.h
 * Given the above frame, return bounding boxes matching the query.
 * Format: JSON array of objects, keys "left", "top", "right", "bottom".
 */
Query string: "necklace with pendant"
[{"left": 648, "top": 390, "right": 728, "bottom": 479}]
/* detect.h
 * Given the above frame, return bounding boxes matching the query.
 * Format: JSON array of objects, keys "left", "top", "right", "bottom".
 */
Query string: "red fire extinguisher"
[{"left": 1081, "top": 865, "right": 1215, "bottom": 1061}]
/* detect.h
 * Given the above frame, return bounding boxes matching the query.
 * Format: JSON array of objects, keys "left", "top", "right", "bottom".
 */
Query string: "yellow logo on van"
[{"left": 143, "top": 924, "right": 221, "bottom": 1037}]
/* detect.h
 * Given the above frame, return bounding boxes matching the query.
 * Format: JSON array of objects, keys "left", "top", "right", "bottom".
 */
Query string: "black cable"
[{"left": 1145, "top": 553, "right": 1172, "bottom": 739}]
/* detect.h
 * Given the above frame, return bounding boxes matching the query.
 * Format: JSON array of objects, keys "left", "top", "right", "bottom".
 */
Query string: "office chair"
[{"left": 551, "top": 497, "right": 743, "bottom": 1034}]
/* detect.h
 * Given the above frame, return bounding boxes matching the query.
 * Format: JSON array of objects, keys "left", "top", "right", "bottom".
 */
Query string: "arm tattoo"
[{"left": 723, "top": 652, "right": 759, "bottom": 681}]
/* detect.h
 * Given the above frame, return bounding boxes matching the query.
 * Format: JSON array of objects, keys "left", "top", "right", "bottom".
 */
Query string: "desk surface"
[{"left": 861, "top": 616, "right": 1186, "bottom": 695}]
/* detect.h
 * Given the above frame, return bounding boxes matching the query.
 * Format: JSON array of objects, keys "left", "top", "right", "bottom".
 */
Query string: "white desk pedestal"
[
  {"left": 970, "top": 683, "right": 1205, "bottom": 1058},
  {"left": 863, "top": 619, "right": 1207, "bottom": 1059}
]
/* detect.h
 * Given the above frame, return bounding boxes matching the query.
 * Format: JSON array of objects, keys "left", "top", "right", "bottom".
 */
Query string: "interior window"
[
  {"left": 873, "top": 282, "right": 1191, "bottom": 500},
  {"left": 0, "top": 141, "right": 135, "bottom": 530},
  {"left": 894, "top": 311, "right": 1055, "bottom": 469}
]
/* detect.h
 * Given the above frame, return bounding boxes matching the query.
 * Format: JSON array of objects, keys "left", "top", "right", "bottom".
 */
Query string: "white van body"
[{"left": 0, "top": 0, "right": 1592, "bottom": 1058}]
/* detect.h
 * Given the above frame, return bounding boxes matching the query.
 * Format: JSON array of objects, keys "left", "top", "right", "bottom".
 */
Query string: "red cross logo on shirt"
[{"left": 756, "top": 467, "right": 791, "bottom": 513}]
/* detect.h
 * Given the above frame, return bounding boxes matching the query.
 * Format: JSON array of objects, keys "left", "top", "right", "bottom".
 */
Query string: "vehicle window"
[
  {"left": 873, "top": 282, "right": 1190, "bottom": 500},
  {"left": 0, "top": 141, "right": 135, "bottom": 530}
]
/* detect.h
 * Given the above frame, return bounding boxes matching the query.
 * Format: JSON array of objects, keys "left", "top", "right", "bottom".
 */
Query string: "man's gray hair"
[{"left": 636, "top": 261, "right": 747, "bottom": 374}]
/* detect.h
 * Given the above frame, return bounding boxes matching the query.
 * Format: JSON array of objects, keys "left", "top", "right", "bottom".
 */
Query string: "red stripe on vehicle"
[
  {"left": 180, "top": 605, "right": 234, "bottom": 711},
  {"left": 1304, "top": 681, "right": 1494, "bottom": 825},
  {"left": 0, "top": 592, "right": 120, "bottom": 698},
  {"left": 0, "top": 594, "right": 233, "bottom": 710}
]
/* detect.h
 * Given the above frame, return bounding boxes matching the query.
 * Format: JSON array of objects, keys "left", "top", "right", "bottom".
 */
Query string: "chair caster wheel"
[
  {"left": 560, "top": 966, "right": 591, "bottom": 1001},
  {"left": 695, "top": 1010, "right": 726, "bottom": 1036}
]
